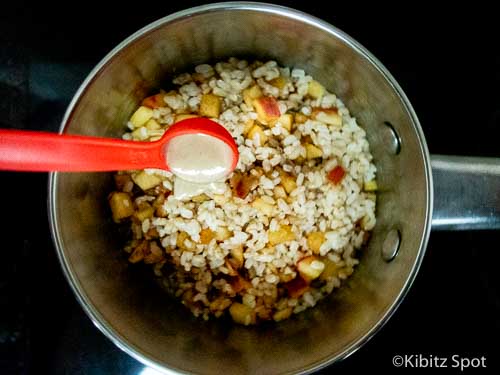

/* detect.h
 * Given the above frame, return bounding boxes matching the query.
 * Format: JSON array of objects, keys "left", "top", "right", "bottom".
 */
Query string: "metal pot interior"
[{"left": 49, "top": 3, "right": 432, "bottom": 374}]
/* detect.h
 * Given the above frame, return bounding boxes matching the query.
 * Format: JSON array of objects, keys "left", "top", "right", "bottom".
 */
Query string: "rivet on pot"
[
  {"left": 383, "top": 121, "right": 401, "bottom": 155},
  {"left": 382, "top": 229, "right": 401, "bottom": 262}
]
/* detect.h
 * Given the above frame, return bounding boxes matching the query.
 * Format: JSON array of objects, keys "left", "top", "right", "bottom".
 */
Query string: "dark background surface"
[{"left": 1, "top": 1, "right": 499, "bottom": 374}]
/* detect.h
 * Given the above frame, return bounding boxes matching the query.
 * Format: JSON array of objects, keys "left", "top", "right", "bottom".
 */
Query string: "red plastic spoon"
[{"left": 0, "top": 118, "right": 239, "bottom": 179}]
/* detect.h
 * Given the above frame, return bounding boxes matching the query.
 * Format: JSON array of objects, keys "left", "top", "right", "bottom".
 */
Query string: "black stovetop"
[{"left": 1, "top": 2, "right": 499, "bottom": 374}]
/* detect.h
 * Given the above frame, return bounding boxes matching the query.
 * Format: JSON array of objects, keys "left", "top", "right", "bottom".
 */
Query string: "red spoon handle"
[{"left": 0, "top": 129, "right": 165, "bottom": 172}]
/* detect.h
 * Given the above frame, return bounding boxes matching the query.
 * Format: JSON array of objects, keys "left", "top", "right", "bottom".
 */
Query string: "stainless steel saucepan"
[{"left": 48, "top": 2, "right": 500, "bottom": 374}]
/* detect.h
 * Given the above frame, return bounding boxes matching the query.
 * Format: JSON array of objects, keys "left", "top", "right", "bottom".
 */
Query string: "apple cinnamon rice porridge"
[{"left": 108, "top": 58, "right": 377, "bottom": 325}]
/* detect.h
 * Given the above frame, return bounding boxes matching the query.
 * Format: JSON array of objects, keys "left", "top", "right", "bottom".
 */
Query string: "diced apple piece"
[
  {"left": 294, "top": 112, "right": 309, "bottom": 124},
  {"left": 128, "top": 242, "right": 147, "bottom": 263},
  {"left": 200, "top": 94, "right": 221, "bottom": 118},
  {"left": 305, "top": 143, "right": 323, "bottom": 159},
  {"left": 273, "top": 185, "right": 287, "bottom": 199},
  {"left": 319, "top": 257, "right": 340, "bottom": 281},
  {"left": 215, "top": 226, "right": 232, "bottom": 241},
  {"left": 312, "top": 108, "right": 342, "bottom": 127},
  {"left": 135, "top": 204, "right": 154, "bottom": 222},
  {"left": 273, "top": 307, "right": 293, "bottom": 322},
  {"left": 155, "top": 196, "right": 168, "bottom": 217},
  {"left": 280, "top": 172, "right": 297, "bottom": 194},
  {"left": 279, "top": 272, "right": 295, "bottom": 283},
  {"left": 229, "top": 302, "right": 256, "bottom": 325},
  {"left": 280, "top": 113, "right": 293, "bottom": 131},
  {"left": 242, "top": 119, "right": 255, "bottom": 136},
  {"left": 251, "top": 197, "right": 274, "bottom": 216},
  {"left": 269, "top": 76, "right": 287, "bottom": 89},
  {"left": 230, "top": 274, "right": 252, "bottom": 293},
  {"left": 153, "top": 195, "right": 168, "bottom": 210},
  {"left": 307, "top": 232, "right": 326, "bottom": 254},
  {"left": 209, "top": 297, "right": 232, "bottom": 313},
  {"left": 307, "top": 80, "right": 325, "bottom": 100},
  {"left": 176, "top": 231, "right": 189, "bottom": 250},
  {"left": 253, "top": 97, "right": 281, "bottom": 125},
  {"left": 224, "top": 259, "right": 238, "bottom": 276},
  {"left": 297, "top": 256, "right": 325, "bottom": 282},
  {"left": 255, "top": 305, "right": 273, "bottom": 320},
  {"left": 144, "top": 241, "right": 165, "bottom": 264},
  {"left": 284, "top": 276, "right": 309, "bottom": 298},
  {"left": 327, "top": 165, "right": 346, "bottom": 185},
  {"left": 236, "top": 174, "right": 259, "bottom": 199},
  {"left": 109, "top": 192, "right": 134, "bottom": 222},
  {"left": 224, "top": 261, "right": 238, "bottom": 277},
  {"left": 132, "top": 171, "right": 163, "bottom": 191},
  {"left": 268, "top": 225, "right": 295, "bottom": 245},
  {"left": 145, "top": 227, "right": 159, "bottom": 240},
  {"left": 270, "top": 113, "right": 293, "bottom": 132},
  {"left": 243, "top": 85, "right": 263, "bottom": 108},
  {"left": 247, "top": 124, "right": 268, "bottom": 146},
  {"left": 364, "top": 180, "right": 378, "bottom": 192},
  {"left": 141, "top": 93, "right": 165, "bottom": 109},
  {"left": 145, "top": 119, "right": 161, "bottom": 130},
  {"left": 199, "top": 228, "right": 215, "bottom": 244},
  {"left": 174, "top": 113, "right": 199, "bottom": 123},
  {"left": 230, "top": 246, "right": 244, "bottom": 268},
  {"left": 130, "top": 106, "right": 153, "bottom": 128}
]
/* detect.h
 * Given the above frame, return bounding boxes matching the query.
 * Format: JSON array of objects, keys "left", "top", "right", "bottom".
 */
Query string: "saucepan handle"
[{"left": 431, "top": 155, "right": 500, "bottom": 230}]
